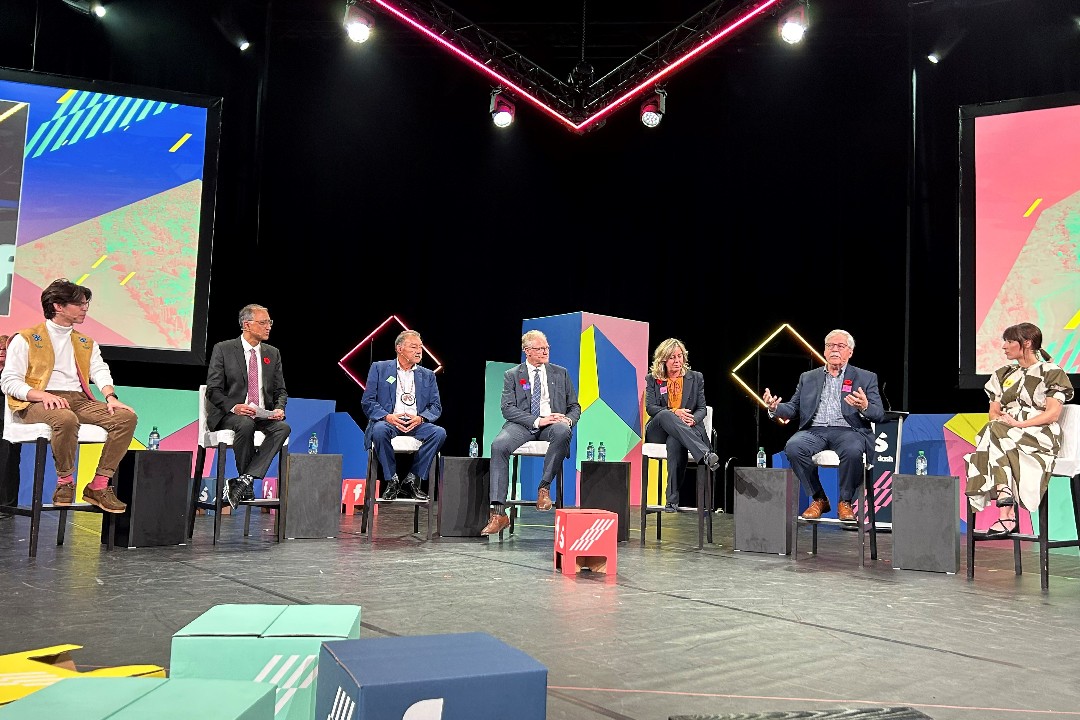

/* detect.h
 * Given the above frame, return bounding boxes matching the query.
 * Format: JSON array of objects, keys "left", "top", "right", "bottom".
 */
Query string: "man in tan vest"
[{"left": 0, "top": 279, "right": 137, "bottom": 512}]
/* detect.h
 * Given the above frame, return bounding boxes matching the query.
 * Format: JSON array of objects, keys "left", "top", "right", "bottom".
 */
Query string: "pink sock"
[
  {"left": 88, "top": 474, "right": 110, "bottom": 490},
  {"left": 57, "top": 475, "right": 74, "bottom": 486}
]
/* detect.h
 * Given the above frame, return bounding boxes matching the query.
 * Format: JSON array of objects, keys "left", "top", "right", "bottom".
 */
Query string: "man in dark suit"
[
  {"left": 205, "top": 303, "right": 290, "bottom": 509},
  {"left": 763, "top": 329, "right": 884, "bottom": 522},
  {"left": 361, "top": 329, "right": 446, "bottom": 501},
  {"left": 482, "top": 329, "right": 582, "bottom": 535}
]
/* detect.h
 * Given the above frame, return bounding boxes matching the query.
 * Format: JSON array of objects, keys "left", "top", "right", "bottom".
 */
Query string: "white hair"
[{"left": 825, "top": 328, "right": 855, "bottom": 349}]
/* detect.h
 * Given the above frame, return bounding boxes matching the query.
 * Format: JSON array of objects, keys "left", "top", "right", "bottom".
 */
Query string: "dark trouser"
[
  {"left": 489, "top": 421, "right": 572, "bottom": 504},
  {"left": 368, "top": 420, "right": 446, "bottom": 481},
  {"left": 784, "top": 426, "right": 867, "bottom": 503},
  {"left": 215, "top": 414, "right": 291, "bottom": 479},
  {"left": 644, "top": 410, "right": 710, "bottom": 506}
]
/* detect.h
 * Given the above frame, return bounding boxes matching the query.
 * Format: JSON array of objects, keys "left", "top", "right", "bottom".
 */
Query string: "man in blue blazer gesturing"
[
  {"left": 482, "top": 329, "right": 581, "bottom": 535},
  {"left": 762, "top": 329, "right": 884, "bottom": 522},
  {"left": 361, "top": 330, "right": 446, "bottom": 501}
]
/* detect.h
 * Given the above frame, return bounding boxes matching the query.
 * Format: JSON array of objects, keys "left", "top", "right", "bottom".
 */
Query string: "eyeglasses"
[
  {"left": 526, "top": 346, "right": 550, "bottom": 353},
  {"left": 824, "top": 343, "right": 849, "bottom": 350},
  {"left": 247, "top": 319, "right": 274, "bottom": 327},
  {"left": 67, "top": 301, "right": 90, "bottom": 309}
]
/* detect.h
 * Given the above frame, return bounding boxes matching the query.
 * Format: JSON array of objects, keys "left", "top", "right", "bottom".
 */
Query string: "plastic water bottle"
[
  {"left": 915, "top": 450, "right": 927, "bottom": 476},
  {"left": 148, "top": 426, "right": 160, "bottom": 451},
  {"left": 308, "top": 432, "right": 319, "bottom": 454},
  {"left": 597, "top": 441, "right": 606, "bottom": 462},
  {"left": 469, "top": 437, "right": 479, "bottom": 458},
  {"left": 756, "top": 447, "right": 767, "bottom": 468},
  {"left": 586, "top": 441, "right": 595, "bottom": 461}
]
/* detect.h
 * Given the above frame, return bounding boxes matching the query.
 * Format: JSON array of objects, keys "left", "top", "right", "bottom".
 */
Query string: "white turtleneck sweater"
[{"left": 1, "top": 319, "right": 115, "bottom": 401}]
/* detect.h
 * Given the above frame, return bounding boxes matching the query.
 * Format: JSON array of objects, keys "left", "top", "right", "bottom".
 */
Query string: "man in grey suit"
[
  {"left": 763, "top": 328, "right": 884, "bottom": 522},
  {"left": 205, "top": 303, "right": 291, "bottom": 509},
  {"left": 482, "top": 329, "right": 581, "bottom": 536}
]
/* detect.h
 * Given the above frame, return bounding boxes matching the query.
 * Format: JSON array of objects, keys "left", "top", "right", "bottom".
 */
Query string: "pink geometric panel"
[{"left": 160, "top": 419, "right": 203, "bottom": 477}]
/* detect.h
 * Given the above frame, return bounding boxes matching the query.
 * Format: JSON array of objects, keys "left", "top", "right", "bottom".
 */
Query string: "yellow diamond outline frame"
[{"left": 731, "top": 323, "right": 826, "bottom": 420}]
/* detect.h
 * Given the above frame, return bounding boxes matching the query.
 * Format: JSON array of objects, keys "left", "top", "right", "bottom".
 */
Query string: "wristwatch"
[{"left": 106, "top": 392, "right": 119, "bottom": 401}]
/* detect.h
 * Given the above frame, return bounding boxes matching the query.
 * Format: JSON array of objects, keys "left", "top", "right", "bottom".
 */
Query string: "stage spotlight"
[
  {"left": 927, "top": 52, "right": 940, "bottom": 64},
  {"left": 344, "top": 1, "right": 374, "bottom": 44},
  {"left": 778, "top": 3, "right": 807, "bottom": 44},
  {"left": 239, "top": 40, "right": 251, "bottom": 51},
  {"left": 639, "top": 89, "right": 666, "bottom": 128},
  {"left": 60, "top": 0, "right": 105, "bottom": 17},
  {"left": 490, "top": 91, "right": 516, "bottom": 128}
]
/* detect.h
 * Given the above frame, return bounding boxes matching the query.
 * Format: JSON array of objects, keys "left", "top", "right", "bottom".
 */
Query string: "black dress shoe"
[
  {"left": 382, "top": 474, "right": 402, "bottom": 500},
  {"left": 663, "top": 503, "right": 678, "bottom": 513},
  {"left": 703, "top": 452, "right": 720, "bottom": 472},
  {"left": 238, "top": 475, "right": 256, "bottom": 501},
  {"left": 223, "top": 477, "right": 241, "bottom": 510},
  {"left": 402, "top": 473, "right": 428, "bottom": 502}
]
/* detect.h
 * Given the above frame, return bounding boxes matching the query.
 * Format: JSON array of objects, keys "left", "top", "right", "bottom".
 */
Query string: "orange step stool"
[{"left": 554, "top": 508, "right": 618, "bottom": 575}]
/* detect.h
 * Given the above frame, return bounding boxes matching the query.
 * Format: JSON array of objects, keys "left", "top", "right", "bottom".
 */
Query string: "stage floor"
[{"left": 1, "top": 504, "right": 1078, "bottom": 720}]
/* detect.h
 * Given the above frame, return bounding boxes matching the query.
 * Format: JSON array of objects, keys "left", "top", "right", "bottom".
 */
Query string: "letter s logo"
[
  {"left": 555, "top": 514, "right": 564, "bottom": 550},
  {"left": 875, "top": 431, "right": 888, "bottom": 453}
]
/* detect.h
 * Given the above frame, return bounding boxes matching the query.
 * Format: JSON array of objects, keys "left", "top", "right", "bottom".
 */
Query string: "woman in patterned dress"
[{"left": 965, "top": 323, "right": 1075, "bottom": 537}]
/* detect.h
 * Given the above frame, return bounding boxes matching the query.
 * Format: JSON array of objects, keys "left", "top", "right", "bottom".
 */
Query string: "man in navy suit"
[
  {"left": 361, "top": 330, "right": 446, "bottom": 501},
  {"left": 763, "top": 329, "right": 884, "bottom": 522},
  {"left": 482, "top": 329, "right": 581, "bottom": 535},
  {"left": 205, "top": 303, "right": 291, "bottom": 509}
]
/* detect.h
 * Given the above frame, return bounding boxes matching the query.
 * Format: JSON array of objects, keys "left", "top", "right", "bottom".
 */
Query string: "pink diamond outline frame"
[{"left": 339, "top": 314, "right": 445, "bottom": 391}]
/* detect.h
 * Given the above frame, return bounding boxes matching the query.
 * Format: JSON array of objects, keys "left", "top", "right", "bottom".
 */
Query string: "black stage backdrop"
[{"left": 2, "top": 0, "right": 1078, "bottom": 479}]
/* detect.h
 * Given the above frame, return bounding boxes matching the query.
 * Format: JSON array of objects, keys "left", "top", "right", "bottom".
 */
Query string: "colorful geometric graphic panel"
[{"left": 481, "top": 312, "right": 648, "bottom": 507}]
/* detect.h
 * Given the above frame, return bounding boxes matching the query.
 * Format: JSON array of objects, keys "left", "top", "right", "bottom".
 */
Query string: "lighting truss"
[{"left": 365, "top": 0, "right": 793, "bottom": 133}]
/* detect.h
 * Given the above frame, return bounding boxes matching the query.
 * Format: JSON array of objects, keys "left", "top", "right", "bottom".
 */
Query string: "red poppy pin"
[
  {"left": 263, "top": 356, "right": 271, "bottom": 365},
  {"left": 842, "top": 378, "right": 853, "bottom": 392},
  {"left": 520, "top": 378, "right": 531, "bottom": 392}
]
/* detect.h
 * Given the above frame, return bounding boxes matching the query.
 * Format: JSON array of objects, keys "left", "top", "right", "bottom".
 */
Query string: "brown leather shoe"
[
  {"left": 536, "top": 487, "right": 552, "bottom": 511},
  {"left": 480, "top": 511, "right": 509, "bottom": 535},
  {"left": 82, "top": 486, "right": 127, "bottom": 514},
  {"left": 52, "top": 482, "right": 75, "bottom": 506},
  {"left": 837, "top": 500, "right": 856, "bottom": 522},
  {"left": 800, "top": 497, "right": 830, "bottom": 519}
]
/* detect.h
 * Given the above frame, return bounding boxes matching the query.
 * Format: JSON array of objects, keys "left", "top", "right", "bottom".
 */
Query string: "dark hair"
[
  {"left": 40, "top": 279, "right": 92, "bottom": 319},
  {"left": 1002, "top": 322, "right": 1051, "bottom": 361}
]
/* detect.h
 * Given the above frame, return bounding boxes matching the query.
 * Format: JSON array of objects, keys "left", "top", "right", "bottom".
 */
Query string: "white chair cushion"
[
  {"left": 1053, "top": 405, "right": 1080, "bottom": 478},
  {"left": 641, "top": 442, "right": 667, "bottom": 459},
  {"left": 4, "top": 397, "right": 108, "bottom": 443},
  {"left": 642, "top": 442, "right": 695, "bottom": 461},
  {"left": 813, "top": 450, "right": 841, "bottom": 467},
  {"left": 197, "top": 384, "right": 277, "bottom": 450},
  {"left": 512, "top": 441, "right": 550, "bottom": 456},
  {"left": 391, "top": 435, "right": 423, "bottom": 453}
]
